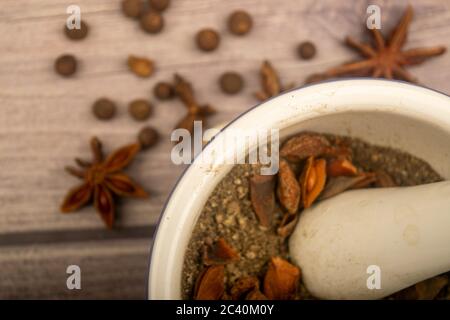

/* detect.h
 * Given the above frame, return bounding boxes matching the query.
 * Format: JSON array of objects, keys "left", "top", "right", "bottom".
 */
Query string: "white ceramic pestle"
[{"left": 289, "top": 180, "right": 450, "bottom": 300}]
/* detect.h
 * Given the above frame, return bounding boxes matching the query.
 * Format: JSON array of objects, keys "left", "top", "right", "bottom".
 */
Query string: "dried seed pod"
[
  {"left": 196, "top": 28, "right": 220, "bottom": 52},
  {"left": 194, "top": 265, "right": 225, "bottom": 300},
  {"left": 153, "top": 81, "right": 174, "bottom": 100},
  {"left": 138, "top": 126, "right": 159, "bottom": 149},
  {"left": 254, "top": 60, "right": 281, "bottom": 101},
  {"left": 297, "top": 41, "right": 316, "bottom": 60},
  {"left": 230, "top": 276, "right": 260, "bottom": 300},
  {"left": 203, "top": 238, "right": 239, "bottom": 266},
  {"left": 64, "top": 20, "right": 89, "bottom": 40},
  {"left": 228, "top": 10, "right": 253, "bottom": 35},
  {"left": 54, "top": 54, "right": 77, "bottom": 77},
  {"left": 148, "top": 0, "right": 170, "bottom": 12},
  {"left": 277, "top": 212, "right": 299, "bottom": 239},
  {"left": 327, "top": 158, "right": 358, "bottom": 177},
  {"left": 122, "top": 0, "right": 145, "bottom": 18},
  {"left": 300, "top": 157, "right": 327, "bottom": 208},
  {"left": 140, "top": 11, "right": 164, "bottom": 33},
  {"left": 263, "top": 257, "right": 300, "bottom": 300},
  {"left": 249, "top": 174, "right": 275, "bottom": 227},
  {"left": 280, "top": 133, "right": 331, "bottom": 162},
  {"left": 92, "top": 98, "right": 117, "bottom": 120},
  {"left": 375, "top": 170, "right": 397, "bottom": 188},
  {"left": 128, "top": 55, "right": 154, "bottom": 78},
  {"left": 319, "top": 173, "right": 377, "bottom": 200},
  {"left": 276, "top": 159, "right": 301, "bottom": 214}
]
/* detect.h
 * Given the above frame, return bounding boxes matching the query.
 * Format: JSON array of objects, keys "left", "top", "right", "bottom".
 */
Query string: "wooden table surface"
[{"left": 1, "top": 0, "right": 450, "bottom": 299}]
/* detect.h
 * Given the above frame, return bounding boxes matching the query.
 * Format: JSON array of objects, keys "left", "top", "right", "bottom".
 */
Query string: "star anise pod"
[
  {"left": 60, "top": 137, "right": 148, "bottom": 228},
  {"left": 254, "top": 60, "right": 294, "bottom": 101},
  {"left": 306, "top": 6, "right": 446, "bottom": 83},
  {"left": 173, "top": 74, "right": 216, "bottom": 135}
]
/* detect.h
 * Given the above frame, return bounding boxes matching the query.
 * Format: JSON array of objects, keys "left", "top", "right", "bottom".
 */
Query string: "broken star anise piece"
[
  {"left": 194, "top": 265, "right": 225, "bottom": 300},
  {"left": 230, "top": 276, "right": 260, "bottom": 300},
  {"left": 306, "top": 6, "right": 446, "bottom": 83},
  {"left": 174, "top": 74, "right": 216, "bottom": 137},
  {"left": 280, "top": 132, "right": 331, "bottom": 162},
  {"left": 277, "top": 212, "right": 299, "bottom": 239},
  {"left": 263, "top": 257, "right": 301, "bottom": 300},
  {"left": 300, "top": 157, "right": 327, "bottom": 208},
  {"left": 327, "top": 157, "right": 358, "bottom": 177},
  {"left": 60, "top": 137, "right": 148, "bottom": 228},
  {"left": 203, "top": 238, "right": 240, "bottom": 265},
  {"left": 249, "top": 174, "right": 276, "bottom": 227},
  {"left": 254, "top": 60, "right": 294, "bottom": 101},
  {"left": 319, "top": 172, "right": 377, "bottom": 201},
  {"left": 277, "top": 158, "right": 301, "bottom": 214}
]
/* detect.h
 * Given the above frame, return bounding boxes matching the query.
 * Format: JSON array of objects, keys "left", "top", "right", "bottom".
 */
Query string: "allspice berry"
[
  {"left": 228, "top": 10, "right": 253, "bottom": 35},
  {"left": 298, "top": 41, "right": 316, "bottom": 60},
  {"left": 128, "top": 55, "right": 154, "bottom": 78},
  {"left": 148, "top": 0, "right": 170, "bottom": 12},
  {"left": 153, "top": 82, "right": 174, "bottom": 100},
  {"left": 122, "top": 0, "right": 145, "bottom": 18},
  {"left": 219, "top": 72, "right": 244, "bottom": 94},
  {"left": 64, "top": 20, "right": 89, "bottom": 40},
  {"left": 140, "top": 11, "right": 164, "bottom": 34},
  {"left": 138, "top": 126, "right": 159, "bottom": 149},
  {"left": 196, "top": 28, "right": 220, "bottom": 52},
  {"left": 129, "top": 99, "right": 153, "bottom": 121},
  {"left": 54, "top": 54, "right": 77, "bottom": 77},
  {"left": 92, "top": 98, "right": 117, "bottom": 120}
]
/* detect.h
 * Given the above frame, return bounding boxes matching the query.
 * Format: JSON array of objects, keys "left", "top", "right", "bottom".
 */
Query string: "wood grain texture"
[{"left": 0, "top": 0, "right": 449, "bottom": 299}]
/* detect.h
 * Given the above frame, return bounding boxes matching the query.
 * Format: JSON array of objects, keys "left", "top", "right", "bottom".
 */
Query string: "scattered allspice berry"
[
  {"left": 140, "top": 11, "right": 164, "bottom": 34},
  {"left": 122, "top": 0, "right": 145, "bottom": 18},
  {"left": 54, "top": 54, "right": 77, "bottom": 77},
  {"left": 196, "top": 28, "right": 220, "bottom": 52},
  {"left": 128, "top": 55, "right": 154, "bottom": 78},
  {"left": 92, "top": 98, "right": 117, "bottom": 120},
  {"left": 128, "top": 99, "right": 153, "bottom": 121},
  {"left": 228, "top": 10, "right": 253, "bottom": 35},
  {"left": 297, "top": 41, "right": 316, "bottom": 60},
  {"left": 138, "top": 126, "right": 159, "bottom": 149},
  {"left": 219, "top": 72, "right": 244, "bottom": 94},
  {"left": 148, "top": 0, "right": 170, "bottom": 12},
  {"left": 154, "top": 82, "right": 174, "bottom": 100},
  {"left": 64, "top": 20, "right": 89, "bottom": 40}
]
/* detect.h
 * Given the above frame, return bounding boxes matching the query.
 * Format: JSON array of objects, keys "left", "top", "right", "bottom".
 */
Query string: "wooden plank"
[{"left": 0, "top": 239, "right": 151, "bottom": 299}]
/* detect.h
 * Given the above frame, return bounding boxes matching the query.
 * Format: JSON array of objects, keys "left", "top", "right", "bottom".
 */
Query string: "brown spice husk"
[
  {"left": 263, "top": 257, "right": 301, "bottom": 300},
  {"left": 203, "top": 238, "right": 240, "bottom": 266},
  {"left": 249, "top": 174, "right": 276, "bottom": 227},
  {"left": 276, "top": 158, "right": 301, "bottom": 214}
]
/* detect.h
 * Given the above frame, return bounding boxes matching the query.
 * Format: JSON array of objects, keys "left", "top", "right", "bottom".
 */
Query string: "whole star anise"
[
  {"left": 60, "top": 137, "right": 148, "bottom": 228},
  {"left": 306, "top": 6, "right": 446, "bottom": 83}
]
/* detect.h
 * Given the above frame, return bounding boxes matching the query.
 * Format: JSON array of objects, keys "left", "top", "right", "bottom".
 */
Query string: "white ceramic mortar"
[{"left": 148, "top": 79, "right": 450, "bottom": 299}]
